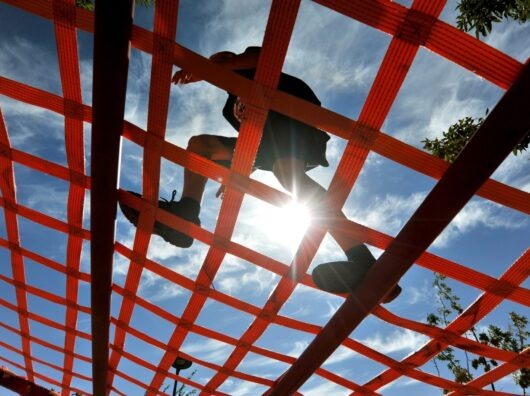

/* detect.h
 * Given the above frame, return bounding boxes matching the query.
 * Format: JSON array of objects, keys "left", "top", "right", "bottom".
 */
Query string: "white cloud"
[
  {"left": 0, "top": 97, "right": 65, "bottom": 155},
  {"left": 389, "top": 62, "right": 493, "bottom": 148},
  {"left": 181, "top": 338, "right": 234, "bottom": 365},
  {"left": 323, "top": 345, "right": 358, "bottom": 366},
  {"left": 0, "top": 36, "right": 60, "bottom": 93},
  {"left": 378, "top": 375, "right": 422, "bottom": 393},
  {"left": 285, "top": 1, "right": 385, "bottom": 100},
  {"left": 3, "top": 4, "right": 528, "bottom": 396},
  {"left": 197, "top": 0, "right": 270, "bottom": 55},
  {"left": 221, "top": 378, "right": 268, "bottom": 396},
  {"left": 303, "top": 379, "right": 351, "bottom": 396},
  {"left": 215, "top": 254, "right": 278, "bottom": 297},
  {"left": 406, "top": 278, "right": 433, "bottom": 305},
  {"left": 79, "top": 58, "right": 93, "bottom": 105},
  {"left": 348, "top": 191, "right": 427, "bottom": 236},
  {"left": 238, "top": 354, "right": 282, "bottom": 370},
  {"left": 146, "top": 233, "right": 182, "bottom": 261},
  {"left": 434, "top": 200, "right": 528, "bottom": 247},
  {"left": 360, "top": 328, "right": 427, "bottom": 354},
  {"left": 323, "top": 299, "right": 342, "bottom": 318},
  {"left": 15, "top": 181, "right": 68, "bottom": 221},
  {"left": 492, "top": 153, "right": 530, "bottom": 192},
  {"left": 113, "top": 251, "right": 131, "bottom": 279},
  {"left": 482, "top": 19, "right": 530, "bottom": 62},
  {"left": 287, "top": 340, "right": 308, "bottom": 358},
  {"left": 347, "top": 186, "right": 527, "bottom": 250},
  {"left": 140, "top": 278, "right": 187, "bottom": 302}
]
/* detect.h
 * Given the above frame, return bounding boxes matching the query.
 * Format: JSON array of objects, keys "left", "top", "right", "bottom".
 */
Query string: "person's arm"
[{"left": 172, "top": 47, "right": 261, "bottom": 85}]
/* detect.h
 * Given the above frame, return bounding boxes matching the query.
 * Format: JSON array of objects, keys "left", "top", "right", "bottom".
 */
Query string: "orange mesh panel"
[{"left": 0, "top": 0, "right": 528, "bottom": 395}]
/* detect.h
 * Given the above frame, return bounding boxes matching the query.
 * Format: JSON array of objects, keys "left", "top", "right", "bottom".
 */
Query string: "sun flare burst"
[{"left": 258, "top": 201, "right": 312, "bottom": 249}]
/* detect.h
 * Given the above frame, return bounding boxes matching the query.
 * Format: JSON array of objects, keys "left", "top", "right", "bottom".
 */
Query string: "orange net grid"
[{"left": 0, "top": 0, "right": 529, "bottom": 395}]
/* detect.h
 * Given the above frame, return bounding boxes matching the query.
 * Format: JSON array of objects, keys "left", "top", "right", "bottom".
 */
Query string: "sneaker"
[
  {"left": 119, "top": 190, "right": 200, "bottom": 248},
  {"left": 312, "top": 245, "right": 401, "bottom": 304}
]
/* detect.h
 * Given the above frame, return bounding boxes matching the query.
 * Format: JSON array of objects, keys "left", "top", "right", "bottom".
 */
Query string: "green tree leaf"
[{"left": 456, "top": 0, "right": 530, "bottom": 39}]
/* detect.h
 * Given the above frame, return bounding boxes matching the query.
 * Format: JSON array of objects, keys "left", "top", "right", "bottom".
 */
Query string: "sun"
[{"left": 258, "top": 200, "right": 312, "bottom": 249}]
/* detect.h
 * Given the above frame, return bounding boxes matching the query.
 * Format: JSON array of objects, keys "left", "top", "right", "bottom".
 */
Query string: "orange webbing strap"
[
  {"left": 120, "top": 128, "right": 530, "bottom": 307},
  {"left": 316, "top": 0, "right": 523, "bottom": 89},
  {"left": 2, "top": 215, "right": 527, "bottom": 394},
  {"left": 51, "top": 0, "right": 86, "bottom": 392},
  {"left": 3, "top": 66, "right": 523, "bottom": 224},
  {"left": 1, "top": 0, "right": 529, "bottom": 394},
  {"left": 337, "top": 340, "right": 513, "bottom": 396},
  {"left": 2, "top": 72, "right": 529, "bottom": 215},
  {"left": 373, "top": 306, "right": 530, "bottom": 368},
  {"left": 445, "top": 348, "right": 530, "bottom": 396},
  {"left": 0, "top": 274, "right": 88, "bottom": 315},
  {"left": 148, "top": 1, "right": 302, "bottom": 392},
  {"left": 8, "top": 228, "right": 516, "bottom": 394},
  {"left": 0, "top": 321, "right": 90, "bottom": 365},
  {"left": 0, "top": 111, "right": 34, "bottom": 382},
  {"left": 1, "top": 339, "right": 90, "bottom": 385},
  {"left": 320, "top": 0, "right": 445, "bottom": 268},
  {"left": 115, "top": 320, "right": 276, "bottom": 388},
  {"left": 0, "top": 365, "right": 61, "bottom": 396},
  {"left": 0, "top": 297, "right": 91, "bottom": 340},
  {"left": 112, "top": 284, "right": 366, "bottom": 394},
  {"left": 107, "top": 0, "right": 180, "bottom": 389},
  {"left": 0, "top": 301, "right": 90, "bottom": 395},
  {"left": 326, "top": 218, "right": 530, "bottom": 306},
  {"left": 1, "top": 81, "right": 529, "bottom": 393},
  {"left": 269, "top": 61, "right": 530, "bottom": 395},
  {"left": 6, "top": 0, "right": 522, "bottom": 90},
  {"left": 361, "top": 248, "right": 530, "bottom": 394},
  {"left": 197, "top": 2, "right": 307, "bottom": 392},
  {"left": 111, "top": 257, "right": 524, "bottom": 395}
]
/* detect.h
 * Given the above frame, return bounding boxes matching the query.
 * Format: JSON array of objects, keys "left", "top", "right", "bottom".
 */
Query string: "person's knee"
[{"left": 187, "top": 135, "right": 210, "bottom": 154}]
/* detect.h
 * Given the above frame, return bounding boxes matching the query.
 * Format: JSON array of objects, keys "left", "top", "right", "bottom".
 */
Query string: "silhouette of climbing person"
[{"left": 120, "top": 46, "right": 401, "bottom": 303}]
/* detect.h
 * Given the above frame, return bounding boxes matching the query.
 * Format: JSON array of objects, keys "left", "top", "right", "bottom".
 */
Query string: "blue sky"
[{"left": 0, "top": 0, "right": 529, "bottom": 395}]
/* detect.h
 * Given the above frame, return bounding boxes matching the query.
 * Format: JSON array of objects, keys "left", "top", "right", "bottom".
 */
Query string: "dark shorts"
[{"left": 216, "top": 113, "right": 330, "bottom": 172}]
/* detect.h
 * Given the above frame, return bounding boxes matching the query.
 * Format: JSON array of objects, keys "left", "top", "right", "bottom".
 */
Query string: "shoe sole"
[
  {"left": 312, "top": 261, "right": 401, "bottom": 304},
  {"left": 119, "top": 192, "right": 198, "bottom": 248}
]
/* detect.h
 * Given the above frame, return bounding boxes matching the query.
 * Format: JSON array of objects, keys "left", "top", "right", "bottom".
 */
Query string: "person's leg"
[
  {"left": 272, "top": 157, "right": 359, "bottom": 251},
  {"left": 120, "top": 134, "right": 235, "bottom": 248},
  {"left": 272, "top": 157, "right": 401, "bottom": 302},
  {"left": 182, "top": 134, "right": 235, "bottom": 204}
]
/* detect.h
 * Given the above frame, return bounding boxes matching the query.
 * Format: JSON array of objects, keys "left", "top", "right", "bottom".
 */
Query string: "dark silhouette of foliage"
[
  {"left": 427, "top": 273, "right": 530, "bottom": 394},
  {"left": 173, "top": 369, "right": 198, "bottom": 396},
  {"left": 426, "top": 274, "right": 476, "bottom": 392},
  {"left": 75, "top": 0, "right": 93, "bottom": 11},
  {"left": 145, "top": 369, "right": 197, "bottom": 396},
  {"left": 456, "top": 0, "right": 530, "bottom": 38},
  {"left": 76, "top": 0, "right": 154, "bottom": 11},
  {"left": 474, "top": 313, "right": 530, "bottom": 394},
  {"left": 422, "top": 113, "right": 529, "bottom": 163}
]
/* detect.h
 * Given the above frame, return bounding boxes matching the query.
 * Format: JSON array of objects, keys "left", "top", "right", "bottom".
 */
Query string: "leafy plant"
[
  {"left": 456, "top": 0, "right": 530, "bottom": 38},
  {"left": 75, "top": 0, "right": 94, "bottom": 11},
  {"left": 426, "top": 273, "right": 530, "bottom": 394},
  {"left": 173, "top": 369, "right": 197, "bottom": 396},
  {"left": 422, "top": 113, "right": 529, "bottom": 163},
  {"left": 144, "top": 369, "right": 197, "bottom": 396},
  {"left": 75, "top": 0, "right": 154, "bottom": 11},
  {"left": 427, "top": 274, "right": 477, "bottom": 392}
]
